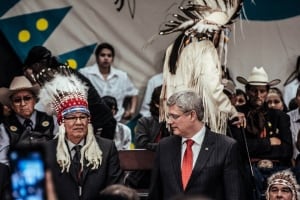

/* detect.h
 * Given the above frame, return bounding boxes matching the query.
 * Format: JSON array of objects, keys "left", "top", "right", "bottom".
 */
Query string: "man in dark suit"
[
  {"left": 148, "top": 90, "right": 243, "bottom": 200},
  {"left": 39, "top": 73, "right": 123, "bottom": 200}
]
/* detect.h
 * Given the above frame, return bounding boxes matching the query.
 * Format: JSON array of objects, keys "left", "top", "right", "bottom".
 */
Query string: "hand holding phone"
[{"left": 9, "top": 146, "right": 46, "bottom": 200}]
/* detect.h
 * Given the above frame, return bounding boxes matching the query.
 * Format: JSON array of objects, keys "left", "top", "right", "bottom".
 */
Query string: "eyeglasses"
[
  {"left": 166, "top": 111, "right": 192, "bottom": 120},
  {"left": 64, "top": 115, "right": 89, "bottom": 123},
  {"left": 12, "top": 95, "right": 34, "bottom": 105}
]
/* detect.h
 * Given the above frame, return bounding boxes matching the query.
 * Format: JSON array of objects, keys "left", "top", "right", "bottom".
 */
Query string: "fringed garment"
[
  {"left": 159, "top": 0, "right": 243, "bottom": 134},
  {"left": 159, "top": 39, "right": 238, "bottom": 134}
]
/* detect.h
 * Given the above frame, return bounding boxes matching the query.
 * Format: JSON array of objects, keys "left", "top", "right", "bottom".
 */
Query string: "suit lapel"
[
  {"left": 186, "top": 129, "right": 215, "bottom": 189},
  {"left": 171, "top": 136, "right": 184, "bottom": 190},
  {"left": 81, "top": 163, "right": 90, "bottom": 184}
]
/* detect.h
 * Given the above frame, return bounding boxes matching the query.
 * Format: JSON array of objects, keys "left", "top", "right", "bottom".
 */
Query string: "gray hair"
[{"left": 167, "top": 90, "right": 204, "bottom": 121}]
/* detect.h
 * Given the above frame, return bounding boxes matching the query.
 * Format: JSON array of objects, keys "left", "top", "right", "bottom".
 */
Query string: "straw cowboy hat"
[
  {"left": 236, "top": 66, "right": 281, "bottom": 86},
  {"left": 0, "top": 76, "right": 40, "bottom": 105}
]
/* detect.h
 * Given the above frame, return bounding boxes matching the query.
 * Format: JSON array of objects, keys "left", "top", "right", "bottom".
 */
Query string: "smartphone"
[{"left": 9, "top": 145, "right": 46, "bottom": 200}]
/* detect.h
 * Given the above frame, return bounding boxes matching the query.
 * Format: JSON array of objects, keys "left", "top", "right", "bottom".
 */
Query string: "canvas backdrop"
[{"left": 1, "top": 0, "right": 300, "bottom": 108}]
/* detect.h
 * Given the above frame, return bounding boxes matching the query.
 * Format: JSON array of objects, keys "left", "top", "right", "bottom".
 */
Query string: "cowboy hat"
[
  {"left": 236, "top": 66, "right": 281, "bottom": 86},
  {"left": 0, "top": 76, "right": 40, "bottom": 105}
]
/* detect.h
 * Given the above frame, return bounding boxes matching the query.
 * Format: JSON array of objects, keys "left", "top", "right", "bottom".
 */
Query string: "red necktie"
[{"left": 181, "top": 139, "right": 194, "bottom": 190}]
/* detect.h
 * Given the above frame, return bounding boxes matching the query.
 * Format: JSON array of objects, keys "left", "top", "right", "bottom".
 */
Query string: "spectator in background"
[
  {"left": 0, "top": 103, "right": 9, "bottom": 199},
  {"left": 0, "top": 76, "right": 57, "bottom": 147},
  {"left": 0, "top": 76, "right": 57, "bottom": 199},
  {"left": 139, "top": 73, "right": 163, "bottom": 117},
  {"left": 79, "top": 43, "right": 139, "bottom": 122},
  {"left": 135, "top": 85, "right": 170, "bottom": 151},
  {"left": 221, "top": 79, "right": 236, "bottom": 106},
  {"left": 233, "top": 66, "right": 293, "bottom": 199},
  {"left": 283, "top": 56, "right": 300, "bottom": 107},
  {"left": 0, "top": 103, "right": 9, "bottom": 167},
  {"left": 266, "top": 87, "right": 288, "bottom": 112},
  {"left": 126, "top": 85, "right": 170, "bottom": 189},
  {"left": 235, "top": 89, "right": 247, "bottom": 107},
  {"left": 265, "top": 170, "right": 300, "bottom": 200},
  {"left": 102, "top": 95, "right": 132, "bottom": 150},
  {"left": 288, "top": 86, "right": 300, "bottom": 165}
]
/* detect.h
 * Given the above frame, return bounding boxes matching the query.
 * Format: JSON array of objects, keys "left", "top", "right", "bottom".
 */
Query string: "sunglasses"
[{"left": 12, "top": 96, "right": 34, "bottom": 105}]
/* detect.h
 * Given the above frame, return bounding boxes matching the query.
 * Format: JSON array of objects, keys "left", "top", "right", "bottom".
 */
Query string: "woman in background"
[{"left": 266, "top": 87, "right": 288, "bottom": 112}]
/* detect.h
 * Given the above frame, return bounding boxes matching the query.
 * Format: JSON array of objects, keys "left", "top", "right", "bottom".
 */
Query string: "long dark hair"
[{"left": 149, "top": 85, "right": 162, "bottom": 117}]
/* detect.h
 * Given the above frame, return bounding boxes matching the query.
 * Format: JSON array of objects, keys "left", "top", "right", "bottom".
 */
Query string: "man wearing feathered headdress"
[
  {"left": 39, "top": 74, "right": 123, "bottom": 199},
  {"left": 266, "top": 170, "right": 300, "bottom": 200},
  {"left": 159, "top": 0, "right": 244, "bottom": 134},
  {"left": 23, "top": 46, "right": 116, "bottom": 139}
]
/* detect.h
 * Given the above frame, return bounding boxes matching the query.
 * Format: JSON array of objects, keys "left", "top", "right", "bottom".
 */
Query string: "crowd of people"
[
  {"left": 1, "top": 45, "right": 300, "bottom": 200},
  {"left": 1, "top": 0, "right": 300, "bottom": 199}
]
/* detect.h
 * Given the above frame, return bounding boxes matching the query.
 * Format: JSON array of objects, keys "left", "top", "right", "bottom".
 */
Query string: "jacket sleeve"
[
  {"left": 148, "top": 144, "right": 162, "bottom": 200},
  {"left": 105, "top": 140, "right": 124, "bottom": 185},
  {"left": 224, "top": 141, "right": 244, "bottom": 200}
]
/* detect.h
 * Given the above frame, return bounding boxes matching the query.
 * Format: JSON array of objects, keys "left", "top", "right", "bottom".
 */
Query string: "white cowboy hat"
[
  {"left": 236, "top": 66, "right": 281, "bottom": 86},
  {"left": 0, "top": 76, "right": 40, "bottom": 105}
]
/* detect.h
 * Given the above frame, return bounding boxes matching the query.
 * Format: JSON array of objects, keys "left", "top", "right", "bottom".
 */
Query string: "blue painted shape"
[
  {"left": 0, "top": 0, "right": 20, "bottom": 16},
  {"left": 243, "top": 0, "right": 300, "bottom": 21},
  {"left": 58, "top": 43, "right": 97, "bottom": 70},
  {"left": 0, "top": 6, "right": 71, "bottom": 62}
]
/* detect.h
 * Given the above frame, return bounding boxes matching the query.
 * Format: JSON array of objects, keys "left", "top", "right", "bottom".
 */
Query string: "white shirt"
[
  {"left": 0, "top": 124, "right": 10, "bottom": 165},
  {"left": 114, "top": 122, "right": 132, "bottom": 150},
  {"left": 66, "top": 139, "right": 85, "bottom": 159},
  {"left": 284, "top": 79, "right": 299, "bottom": 106},
  {"left": 139, "top": 73, "right": 163, "bottom": 117},
  {"left": 287, "top": 108, "right": 300, "bottom": 159},
  {"left": 181, "top": 126, "right": 206, "bottom": 168},
  {"left": 79, "top": 64, "right": 139, "bottom": 121}
]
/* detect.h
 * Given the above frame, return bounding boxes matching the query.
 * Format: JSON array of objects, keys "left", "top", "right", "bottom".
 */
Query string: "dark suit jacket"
[
  {"left": 46, "top": 136, "right": 123, "bottom": 200},
  {"left": 232, "top": 107, "right": 293, "bottom": 165},
  {"left": 148, "top": 129, "right": 243, "bottom": 200}
]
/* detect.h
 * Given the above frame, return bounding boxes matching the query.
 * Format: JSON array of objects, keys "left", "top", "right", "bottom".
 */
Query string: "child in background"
[{"left": 102, "top": 96, "right": 132, "bottom": 150}]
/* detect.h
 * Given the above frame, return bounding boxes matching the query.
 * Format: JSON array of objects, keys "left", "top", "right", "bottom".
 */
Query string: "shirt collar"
[
  {"left": 182, "top": 126, "right": 206, "bottom": 146},
  {"left": 17, "top": 110, "right": 37, "bottom": 127},
  {"left": 66, "top": 138, "right": 85, "bottom": 151}
]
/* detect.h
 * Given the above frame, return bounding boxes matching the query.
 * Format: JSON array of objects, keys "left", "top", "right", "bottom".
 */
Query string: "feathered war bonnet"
[
  {"left": 38, "top": 74, "right": 90, "bottom": 124},
  {"left": 39, "top": 74, "right": 102, "bottom": 172},
  {"left": 159, "top": 0, "right": 243, "bottom": 74},
  {"left": 266, "top": 170, "right": 300, "bottom": 200}
]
